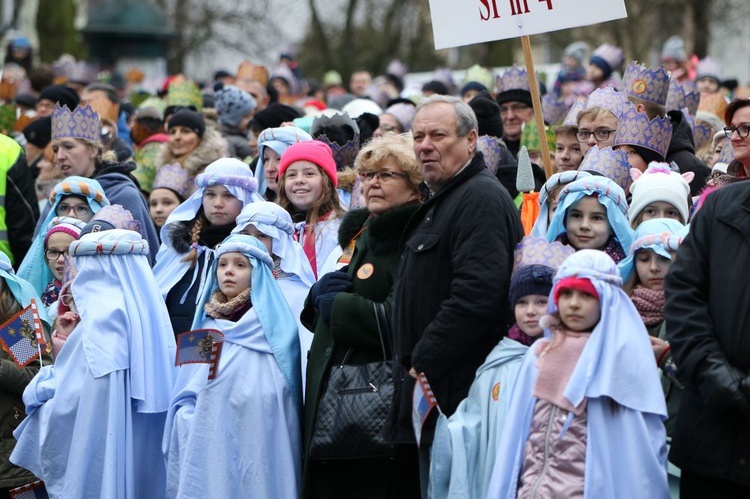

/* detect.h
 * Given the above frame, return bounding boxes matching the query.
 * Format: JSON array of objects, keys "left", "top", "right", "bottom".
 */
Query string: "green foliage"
[{"left": 36, "top": 0, "right": 86, "bottom": 62}]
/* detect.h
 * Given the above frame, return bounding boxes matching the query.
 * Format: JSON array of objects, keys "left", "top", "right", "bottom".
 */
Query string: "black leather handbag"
[{"left": 309, "top": 302, "right": 394, "bottom": 460}]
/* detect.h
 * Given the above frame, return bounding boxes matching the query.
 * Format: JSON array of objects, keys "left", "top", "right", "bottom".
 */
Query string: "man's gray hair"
[{"left": 415, "top": 94, "right": 478, "bottom": 137}]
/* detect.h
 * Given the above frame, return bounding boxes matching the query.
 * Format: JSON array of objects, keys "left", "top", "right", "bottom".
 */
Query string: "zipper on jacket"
[
  {"left": 530, "top": 405, "right": 557, "bottom": 499},
  {"left": 339, "top": 383, "right": 379, "bottom": 394}
]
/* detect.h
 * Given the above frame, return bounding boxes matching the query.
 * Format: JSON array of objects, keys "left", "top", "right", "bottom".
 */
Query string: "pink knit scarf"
[
  {"left": 533, "top": 329, "right": 590, "bottom": 415},
  {"left": 630, "top": 285, "right": 665, "bottom": 326}
]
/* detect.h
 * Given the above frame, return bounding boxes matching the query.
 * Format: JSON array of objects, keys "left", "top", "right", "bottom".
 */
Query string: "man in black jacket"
[
  {"left": 665, "top": 180, "right": 750, "bottom": 498},
  {"left": 391, "top": 95, "right": 523, "bottom": 497}
]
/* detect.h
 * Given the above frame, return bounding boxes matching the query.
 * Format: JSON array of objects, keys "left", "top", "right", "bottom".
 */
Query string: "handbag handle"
[{"left": 338, "top": 302, "right": 390, "bottom": 366}]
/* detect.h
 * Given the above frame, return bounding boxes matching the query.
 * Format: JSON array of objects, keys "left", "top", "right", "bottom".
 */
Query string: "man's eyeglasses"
[
  {"left": 576, "top": 129, "right": 617, "bottom": 143},
  {"left": 359, "top": 171, "right": 407, "bottom": 183},
  {"left": 56, "top": 203, "right": 92, "bottom": 217},
  {"left": 499, "top": 103, "right": 530, "bottom": 115},
  {"left": 45, "top": 249, "right": 69, "bottom": 261},
  {"left": 724, "top": 125, "right": 750, "bottom": 139}
]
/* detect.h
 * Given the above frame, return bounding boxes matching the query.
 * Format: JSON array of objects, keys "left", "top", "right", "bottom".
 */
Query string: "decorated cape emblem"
[
  {"left": 0, "top": 300, "right": 46, "bottom": 367},
  {"left": 492, "top": 382, "right": 501, "bottom": 402},
  {"left": 175, "top": 329, "right": 225, "bottom": 380}
]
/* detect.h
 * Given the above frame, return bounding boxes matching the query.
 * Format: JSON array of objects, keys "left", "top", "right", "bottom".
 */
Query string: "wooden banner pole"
[{"left": 520, "top": 35, "right": 554, "bottom": 179}]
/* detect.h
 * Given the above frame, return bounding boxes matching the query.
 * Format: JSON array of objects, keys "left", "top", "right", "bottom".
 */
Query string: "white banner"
[{"left": 428, "top": 0, "right": 628, "bottom": 50}]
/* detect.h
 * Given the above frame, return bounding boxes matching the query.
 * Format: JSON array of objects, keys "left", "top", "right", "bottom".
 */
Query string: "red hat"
[
  {"left": 553, "top": 277, "right": 599, "bottom": 304},
  {"left": 278, "top": 140, "right": 338, "bottom": 187}
]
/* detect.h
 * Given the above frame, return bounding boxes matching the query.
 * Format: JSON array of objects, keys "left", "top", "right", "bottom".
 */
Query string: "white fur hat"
[{"left": 629, "top": 163, "right": 695, "bottom": 224}]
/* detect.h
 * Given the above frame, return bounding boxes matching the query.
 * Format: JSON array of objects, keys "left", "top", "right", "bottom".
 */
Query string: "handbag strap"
[
  {"left": 337, "top": 302, "right": 391, "bottom": 366},
  {"left": 371, "top": 302, "right": 389, "bottom": 362}
]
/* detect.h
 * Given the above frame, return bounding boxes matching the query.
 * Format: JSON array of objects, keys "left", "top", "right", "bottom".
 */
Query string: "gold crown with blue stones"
[
  {"left": 51, "top": 103, "right": 101, "bottom": 142},
  {"left": 622, "top": 62, "right": 670, "bottom": 106},
  {"left": 613, "top": 106, "right": 673, "bottom": 159},
  {"left": 496, "top": 65, "right": 530, "bottom": 93}
]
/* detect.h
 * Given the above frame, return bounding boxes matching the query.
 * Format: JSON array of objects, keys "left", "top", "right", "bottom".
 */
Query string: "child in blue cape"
[
  {"left": 163, "top": 234, "right": 302, "bottom": 499},
  {"left": 486, "top": 249, "right": 669, "bottom": 498},
  {"left": 430, "top": 237, "right": 573, "bottom": 499},
  {"left": 153, "top": 157, "right": 262, "bottom": 336},
  {"left": 12, "top": 214, "right": 176, "bottom": 499},
  {"left": 619, "top": 218, "right": 688, "bottom": 438},
  {"left": 18, "top": 176, "right": 109, "bottom": 297},
  {"left": 546, "top": 176, "right": 633, "bottom": 263}
]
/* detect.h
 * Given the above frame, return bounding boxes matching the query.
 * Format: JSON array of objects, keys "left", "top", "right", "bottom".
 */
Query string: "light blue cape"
[
  {"left": 618, "top": 218, "right": 689, "bottom": 282},
  {"left": 546, "top": 176, "right": 633, "bottom": 252},
  {"left": 18, "top": 176, "right": 109, "bottom": 296},
  {"left": 191, "top": 234, "right": 302, "bottom": 414},
  {"left": 485, "top": 250, "right": 669, "bottom": 498}
]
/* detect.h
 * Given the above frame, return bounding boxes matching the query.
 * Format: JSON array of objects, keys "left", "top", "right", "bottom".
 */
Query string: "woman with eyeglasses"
[
  {"left": 301, "top": 133, "right": 423, "bottom": 499},
  {"left": 18, "top": 177, "right": 109, "bottom": 298},
  {"left": 723, "top": 98, "right": 750, "bottom": 179}
]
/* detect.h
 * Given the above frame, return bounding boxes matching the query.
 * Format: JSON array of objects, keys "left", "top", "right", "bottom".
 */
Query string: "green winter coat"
[{"left": 301, "top": 203, "right": 421, "bottom": 499}]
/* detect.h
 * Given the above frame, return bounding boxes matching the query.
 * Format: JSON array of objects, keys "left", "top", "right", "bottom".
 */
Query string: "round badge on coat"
[
  {"left": 356, "top": 263, "right": 375, "bottom": 280},
  {"left": 492, "top": 382, "right": 501, "bottom": 401}
]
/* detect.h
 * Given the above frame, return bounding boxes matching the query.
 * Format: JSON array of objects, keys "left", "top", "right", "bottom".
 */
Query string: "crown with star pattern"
[
  {"left": 496, "top": 65, "right": 530, "bottom": 93},
  {"left": 613, "top": 106, "right": 672, "bottom": 159},
  {"left": 51, "top": 103, "right": 101, "bottom": 142},
  {"left": 667, "top": 79, "right": 700, "bottom": 114},
  {"left": 512, "top": 235, "right": 575, "bottom": 273},
  {"left": 542, "top": 94, "right": 571, "bottom": 126},
  {"left": 622, "top": 61, "right": 670, "bottom": 106},
  {"left": 584, "top": 86, "right": 630, "bottom": 119},
  {"left": 579, "top": 145, "right": 633, "bottom": 191}
]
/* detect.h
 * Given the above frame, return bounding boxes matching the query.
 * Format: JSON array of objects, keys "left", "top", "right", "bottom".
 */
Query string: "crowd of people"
[{"left": 0, "top": 32, "right": 748, "bottom": 498}]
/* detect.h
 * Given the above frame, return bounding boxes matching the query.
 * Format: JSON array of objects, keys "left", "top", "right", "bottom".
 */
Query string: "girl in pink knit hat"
[{"left": 277, "top": 140, "right": 344, "bottom": 279}]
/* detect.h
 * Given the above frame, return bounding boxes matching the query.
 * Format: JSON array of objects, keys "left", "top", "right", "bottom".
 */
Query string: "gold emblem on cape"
[
  {"left": 631, "top": 79, "right": 647, "bottom": 95},
  {"left": 492, "top": 382, "right": 501, "bottom": 401},
  {"left": 198, "top": 336, "right": 213, "bottom": 360},
  {"left": 356, "top": 263, "right": 375, "bottom": 280}
]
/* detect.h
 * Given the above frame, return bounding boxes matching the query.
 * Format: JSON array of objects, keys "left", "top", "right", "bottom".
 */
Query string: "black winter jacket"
[
  {"left": 666, "top": 110, "right": 711, "bottom": 196},
  {"left": 665, "top": 180, "right": 750, "bottom": 486},
  {"left": 391, "top": 154, "right": 523, "bottom": 443}
]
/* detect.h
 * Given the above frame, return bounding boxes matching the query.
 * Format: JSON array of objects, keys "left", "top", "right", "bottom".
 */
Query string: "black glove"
[
  {"left": 310, "top": 271, "right": 353, "bottom": 303},
  {"left": 697, "top": 354, "right": 750, "bottom": 418},
  {"left": 315, "top": 292, "right": 339, "bottom": 324}
]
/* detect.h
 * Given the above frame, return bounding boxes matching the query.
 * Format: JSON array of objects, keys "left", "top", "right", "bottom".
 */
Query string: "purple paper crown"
[
  {"left": 51, "top": 103, "right": 101, "bottom": 142},
  {"left": 718, "top": 140, "right": 735, "bottom": 165},
  {"left": 683, "top": 109, "right": 696, "bottom": 132},
  {"left": 585, "top": 86, "right": 630, "bottom": 119},
  {"left": 591, "top": 43, "right": 624, "bottom": 72},
  {"left": 693, "top": 122, "right": 714, "bottom": 150},
  {"left": 612, "top": 106, "right": 673, "bottom": 159},
  {"left": 623, "top": 62, "right": 670, "bottom": 106},
  {"left": 62, "top": 254, "right": 78, "bottom": 287},
  {"left": 87, "top": 204, "right": 142, "bottom": 233},
  {"left": 153, "top": 163, "right": 192, "bottom": 199},
  {"left": 512, "top": 236, "right": 575, "bottom": 273},
  {"left": 667, "top": 79, "right": 700, "bottom": 114},
  {"left": 496, "top": 65, "right": 530, "bottom": 93},
  {"left": 476, "top": 135, "right": 503, "bottom": 175},
  {"left": 580, "top": 145, "right": 633, "bottom": 191},
  {"left": 542, "top": 94, "right": 571, "bottom": 125},
  {"left": 562, "top": 99, "right": 586, "bottom": 127}
]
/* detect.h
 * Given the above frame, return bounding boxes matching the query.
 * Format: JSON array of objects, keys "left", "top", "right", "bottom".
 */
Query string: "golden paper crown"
[
  {"left": 236, "top": 61, "right": 269, "bottom": 87},
  {"left": 125, "top": 68, "right": 145, "bottom": 83},
  {"left": 166, "top": 79, "right": 203, "bottom": 112},
  {"left": 87, "top": 94, "right": 120, "bottom": 125},
  {"left": 51, "top": 104, "right": 101, "bottom": 142},
  {"left": 0, "top": 80, "right": 16, "bottom": 101}
]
